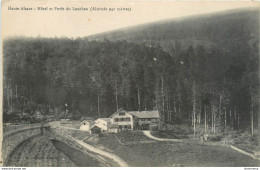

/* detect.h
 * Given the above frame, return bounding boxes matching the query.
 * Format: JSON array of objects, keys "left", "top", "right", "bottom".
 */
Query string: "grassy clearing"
[
  {"left": 59, "top": 121, "right": 81, "bottom": 128},
  {"left": 51, "top": 139, "right": 103, "bottom": 167},
  {"left": 83, "top": 131, "right": 260, "bottom": 167},
  {"left": 57, "top": 128, "right": 90, "bottom": 140},
  {"left": 151, "top": 130, "right": 181, "bottom": 139},
  {"left": 165, "top": 123, "right": 259, "bottom": 153},
  {"left": 115, "top": 131, "right": 154, "bottom": 143},
  {"left": 225, "top": 130, "right": 260, "bottom": 154},
  {"left": 57, "top": 121, "right": 259, "bottom": 166}
]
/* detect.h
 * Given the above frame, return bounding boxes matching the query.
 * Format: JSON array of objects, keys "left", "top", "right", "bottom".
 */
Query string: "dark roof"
[
  {"left": 128, "top": 110, "right": 160, "bottom": 118},
  {"left": 90, "top": 125, "right": 102, "bottom": 130},
  {"left": 109, "top": 109, "right": 160, "bottom": 119}
]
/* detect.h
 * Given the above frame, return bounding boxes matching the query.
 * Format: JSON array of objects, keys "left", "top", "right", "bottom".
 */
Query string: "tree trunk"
[
  {"left": 16, "top": 84, "right": 18, "bottom": 99},
  {"left": 225, "top": 108, "right": 227, "bottom": 133},
  {"left": 192, "top": 81, "right": 196, "bottom": 138},
  {"left": 167, "top": 96, "right": 170, "bottom": 122},
  {"left": 137, "top": 87, "right": 141, "bottom": 111},
  {"left": 192, "top": 111, "right": 194, "bottom": 126},
  {"left": 199, "top": 105, "right": 201, "bottom": 126},
  {"left": 212, "top": 103, "right": 214, "bottom": 133},
  {"left": 115, "top": 81, "right": 119, "bottom": 111},
  {"left": 10, "top": 88, "right": 13, "bottom": 112},
  {"left": 219, "top": 94, "right": 222, "bottom": 122},
  {"left": 213, "top": 106, "right": 216, "bottom": 134},
  {"left": 238, "top": 115, "right": 240, "bottom": 130},
  {"left": 98, "top": 93, "right": 100, "bottom": 118},
  {"left": 177, "top": 80, "right": 181, "bottom": 118},
  {"left": 230, "top": 109, "right": 232, "bottom": 130},
  {"left": 251, "top": 102, "right": 254, "bottom": 135},
  {"left": 234, "top": 109, "right": 237, "bottom": 130},
  {"left": 174, "top": 101, "right": 177, "bottom": 120},
  {"left": 162, "top": 76, "right": 164, "bottom": 114},
  {"left": 178, "top": 106, "right": 181, "bottom": 119},
  {"left": 29, "top": 85, "right": 32, "bottom": 104},
  {"left": 204, "top": 104, "right": 207, "bottom": 134}
]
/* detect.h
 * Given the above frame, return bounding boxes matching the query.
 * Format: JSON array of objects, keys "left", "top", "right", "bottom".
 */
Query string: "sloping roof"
[
  {"left": 98, "top": 118, "right": 111, "bottom": 122},
  {"left": 90, "top": 123, "right": 107, "bottom": 130},
  {"left": 128, "top": 110, "right": 160, "bottom": 118},
  {"left": 90, "top": 125, "right": 102, "bottom": 130},
  {"left": 79, "top": 120, "right": 92, "bottom": 125},
  {"left": 109, "top": 108, "right": 125, "bottom": 118}
]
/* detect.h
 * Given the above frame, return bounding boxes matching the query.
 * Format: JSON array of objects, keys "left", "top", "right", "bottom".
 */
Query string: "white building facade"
[
  {"left": 79, "top": 120, "right": 91, "bottom": 131},
  {"left": 94, "top": 118, "right": 111, "bottom": 131},
  {"left": 110, "top": 109, "right": 134, "bottom": 130}
]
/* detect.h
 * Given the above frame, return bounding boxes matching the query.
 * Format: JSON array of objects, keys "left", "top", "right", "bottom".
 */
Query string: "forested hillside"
[
  {"left": 3, "top": 8, "right": 259, "bottom": 135},
  {"left": 89, "top": 8, "right": 259, "bottom": 55}
]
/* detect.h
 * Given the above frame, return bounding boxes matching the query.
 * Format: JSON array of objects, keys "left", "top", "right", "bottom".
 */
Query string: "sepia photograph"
[{"left": 1, "top": 0, "right": 260, "bottom": 167}]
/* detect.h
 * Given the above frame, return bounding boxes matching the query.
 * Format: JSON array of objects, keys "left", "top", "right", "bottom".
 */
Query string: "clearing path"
[
  {"left": 143, "top": 130, "right": 260, "bottom": 164},
  {"left": 90, "top": 131, "right": 260, "bottom": 166},
  {"left": 52, "top": 125, "right": 129, "bottom": 167},
  {"left": 143, "top": 130, "right": 183, "bottom": 142}
]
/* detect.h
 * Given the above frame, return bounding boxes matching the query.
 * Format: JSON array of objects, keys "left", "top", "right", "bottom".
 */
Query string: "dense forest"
[
  {"left": 3, "top": 8, "right": 259, "bottom": 136},
  {"left": 3, "top": 37, "right": 259, "bottom": 133}
]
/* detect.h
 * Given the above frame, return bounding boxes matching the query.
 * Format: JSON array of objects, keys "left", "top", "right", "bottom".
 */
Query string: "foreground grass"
[
  {"left": 55, "top": 121, "right": 259, "bottom": 166},
  {"left": 227, "top": 130, "right": 260, "bottom": 154},
  {"left": 151, "top": 131, "right": 181, "bottom": 139},
  {"left": 165, "top": 123, "right": 260, "bottom": 154},
  {"left": 84, "top": 131, "right": 260, "bottom": 167}
]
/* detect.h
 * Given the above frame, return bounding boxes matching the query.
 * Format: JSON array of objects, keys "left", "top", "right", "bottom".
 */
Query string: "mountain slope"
[{"left": 87, "top": 8, "right": 259, "bottom": 54}]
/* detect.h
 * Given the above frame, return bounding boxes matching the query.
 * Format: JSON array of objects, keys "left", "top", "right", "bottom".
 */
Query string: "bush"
[
  {"left": 208, "top": 134, "right": 223, "bottom": 142},
  {"left": 151, "top": 126, "right": 159, "bottom": 131}
]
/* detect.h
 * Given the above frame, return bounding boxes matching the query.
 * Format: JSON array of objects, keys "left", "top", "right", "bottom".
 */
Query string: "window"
[
  {"left": 116, "top": 117, "right": 130, "bottom": 122},
  {"left": 141, "top": 118, "right": 145, "bottom": 121},
  {"left": 119, "top": 112, "right": 125, "bottom": 116},
  {"left": 152, "top": 118, "right": 158, "bottom": 122}
]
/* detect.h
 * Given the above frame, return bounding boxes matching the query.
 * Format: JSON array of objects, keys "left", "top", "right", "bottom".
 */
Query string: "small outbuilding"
[
  {"left": 90, "top": 125, "right": 102, "bottom": 134},
  {"left": 79, "top": 120, "right": 92, "bottom": 131},
  {"left": 94, "top": 118, "right": 111, "bottom": 132}
]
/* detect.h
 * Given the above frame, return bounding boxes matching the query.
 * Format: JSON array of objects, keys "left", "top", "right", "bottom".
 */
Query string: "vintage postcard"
[{"left": 1, "top": 0, "right": 260, "bottom": 167}]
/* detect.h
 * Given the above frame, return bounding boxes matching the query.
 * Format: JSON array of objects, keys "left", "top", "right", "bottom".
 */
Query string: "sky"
[{"left": 2, "top": 1, "right": 259, "bottom": 38}]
